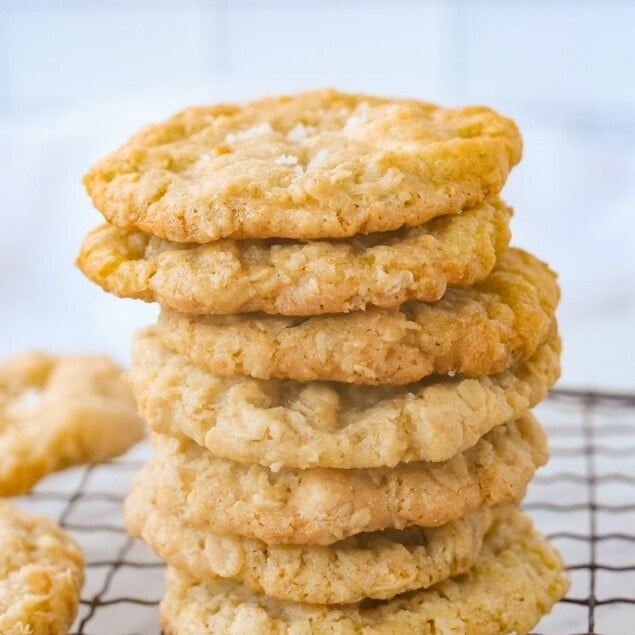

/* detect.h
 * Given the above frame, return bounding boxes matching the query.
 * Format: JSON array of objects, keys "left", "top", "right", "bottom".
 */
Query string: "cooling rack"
[{"left": 13, "top": 389, "right": 635, "bottom": 635}]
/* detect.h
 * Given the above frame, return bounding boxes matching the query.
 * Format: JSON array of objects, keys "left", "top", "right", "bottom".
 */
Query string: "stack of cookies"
[{"left": 78, "top": 89, "right": 569, "bottom": 634}]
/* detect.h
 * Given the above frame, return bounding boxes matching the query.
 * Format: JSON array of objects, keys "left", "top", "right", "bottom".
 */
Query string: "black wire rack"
[{"left": 13, "top": 389, "right": 635, "bottom": 635}]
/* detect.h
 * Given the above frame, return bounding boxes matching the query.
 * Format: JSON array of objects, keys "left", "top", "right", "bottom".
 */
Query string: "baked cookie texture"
[
  {"left": 0, "top": 501, "right": 84, "bottom": 635},
  {"left": 160, "top": 510, "right": 568, "bottom": 635},
  {"left": 155, "top": 247, "right": 559, "bottom": 383},
  {"left": 0, "top": 350, "right": 145, "bottom": 495},
  {"left": 130, "top": 328, "right": 560, "bottom": 469},
  {"left": 127, "top": 480, "right": 504, "bottom": 604},
  {"left": 133, "top": 415, "right": 547, "bottom": 545},
  {"left": 78, "top": 90, "right": 568, "bottom": 630},
  {"left": 83, "top": 89, "right": 522, "bottom": 242},
  {"left": 77, "top": 198, "right": 512, "bottom": 315}
]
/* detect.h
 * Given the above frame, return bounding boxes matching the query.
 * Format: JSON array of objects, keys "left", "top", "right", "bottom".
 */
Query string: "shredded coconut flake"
[
  {"left": 344, "top": 115, "right": 365, "bottom": 131},
  {"left": 294, "top": 165, "right": 304, "bottom": 177},
  {"left": 287, "top": 123, "right": 307, "bottom": 142},
  {"left": 351, "top": 364, "right": 375, "bottom": 378},
  {"left": 344, "top": 103, "right": 370, "bottom": 131},
  {"left": 225, "top": 122, "right": 273, "bottom": 144},
  {"left": 275, "top": 154, "right": 299, "bottom": 166},
  {"left": 286, "top": 123, "right": 316, "bottom": 142},
  {"left": 314, "top": 332, "right": 328, "bottom": 362},
  {"left": 308, "top": 149, "right": 330, "bottom": 169}
]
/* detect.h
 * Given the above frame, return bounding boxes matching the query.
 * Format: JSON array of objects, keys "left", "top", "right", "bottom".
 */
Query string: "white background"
[{"left": 1, "top": 1, "right": 633, "bottom": 390}]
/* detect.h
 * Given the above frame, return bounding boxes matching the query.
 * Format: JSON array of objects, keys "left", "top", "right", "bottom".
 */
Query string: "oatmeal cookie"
[
  {"left": 0, "top": 500, "right": 84, "bottom": 634},
  {"left": 156, "top": 247, "right": 559, "bottom": 382},
  {"left": 77, "top": 198, "right": 511, "bottom": 315},
  {"left": 83, "top": 89, "right": 522, "bottom": 242},
  {"left": 136, "top": 415, "right": 547, "bottom": 545},
  {"left": 126, "top": 485, "right": 502, "bottom": 604},
  {"left": 0, "top": 351, "right": 144, "bottom": 495},
  {"left": 130, "top": 328, "right": 559, "bottom": 469},
  {"left": 160, "top": 509, "right": 568, "bottom": 635}
]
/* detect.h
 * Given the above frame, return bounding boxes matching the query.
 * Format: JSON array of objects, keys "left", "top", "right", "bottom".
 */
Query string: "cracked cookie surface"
[
  {"left": 160, "top": 509, "right": 568, "bottom": 635},
  {"left": 83, "top": 89, "right": 522, "bottom": 242}
]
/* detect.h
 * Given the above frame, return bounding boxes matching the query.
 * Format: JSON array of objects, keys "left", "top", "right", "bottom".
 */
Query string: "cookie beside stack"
[{"left": 78, "top": 90, "right": 569, "bottom": 634}]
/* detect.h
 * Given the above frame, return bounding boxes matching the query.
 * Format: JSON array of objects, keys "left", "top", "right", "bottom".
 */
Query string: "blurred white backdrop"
[{"left": 0, "top": 1, "right": 633, "bottom": 390}]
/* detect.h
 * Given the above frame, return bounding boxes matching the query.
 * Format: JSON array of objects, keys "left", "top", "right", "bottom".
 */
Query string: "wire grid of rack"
[{"left": 13, "top": 389, "right": 635, "bottom": 635}]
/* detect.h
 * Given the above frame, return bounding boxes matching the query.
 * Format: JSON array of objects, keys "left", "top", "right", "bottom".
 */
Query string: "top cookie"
[
  {"left": 0, "top": 500, "right": 84, "bottom": 635},
  {"left": 83, "top": 89, "right": 522, "bottom": 242}
]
